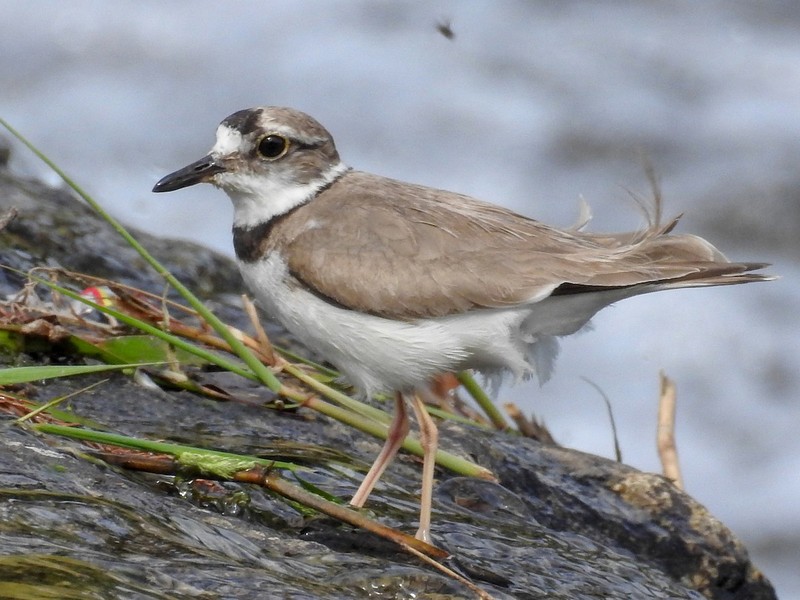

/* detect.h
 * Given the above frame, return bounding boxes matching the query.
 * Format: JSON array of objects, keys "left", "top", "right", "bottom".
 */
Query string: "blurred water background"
[{"left": 2, "top": 1, "right": 798, "bottom": 596}]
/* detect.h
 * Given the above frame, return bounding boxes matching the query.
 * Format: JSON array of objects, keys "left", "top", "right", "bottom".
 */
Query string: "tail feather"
[
  {"left": 655, "top": 265, "right": 776, "bottom": 290},
  {"left": 554, "top": 261, "right": 774, "bottom": 296}
]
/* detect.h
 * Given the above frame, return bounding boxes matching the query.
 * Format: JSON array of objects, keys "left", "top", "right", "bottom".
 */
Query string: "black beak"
[{"left": 152, "top": 155, "right": 225, "bottom": 193}]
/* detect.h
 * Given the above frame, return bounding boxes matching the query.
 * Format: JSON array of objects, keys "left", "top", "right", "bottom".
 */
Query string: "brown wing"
[{"left": 278, "top": 171, "right": 768, "bottom": 319}]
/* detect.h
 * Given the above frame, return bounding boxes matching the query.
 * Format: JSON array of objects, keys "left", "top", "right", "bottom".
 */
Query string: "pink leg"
[
  {"left": 409, "top": 392, "right": 438, "bottom": 543},
  {"left": 350, "top": 392, "right": 409, "bottom": 508}
]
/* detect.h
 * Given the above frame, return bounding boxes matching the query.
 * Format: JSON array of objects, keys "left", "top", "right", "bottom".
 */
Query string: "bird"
[{"left": 153, "top": 106, "right": 772, "bottom": 543}]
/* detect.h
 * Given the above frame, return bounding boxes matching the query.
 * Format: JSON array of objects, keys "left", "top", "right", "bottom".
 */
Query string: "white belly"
[{"left": 238, "top": 253, "right": 620, "bottom": 396}]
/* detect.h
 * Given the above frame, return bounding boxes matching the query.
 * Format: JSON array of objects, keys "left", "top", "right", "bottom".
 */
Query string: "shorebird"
[{"left": 153, "top": 106, "right": 772, "bottom": 542}]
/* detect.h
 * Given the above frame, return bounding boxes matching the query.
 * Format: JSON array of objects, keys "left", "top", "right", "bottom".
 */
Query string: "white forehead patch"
[{"left": 211, "top": 125, "right": 245, "bottom": 157}]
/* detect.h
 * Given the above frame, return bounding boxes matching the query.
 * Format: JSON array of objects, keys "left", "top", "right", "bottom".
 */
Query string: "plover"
[{"left": 153, "top": 106, "right": 772, "bottom": 542}]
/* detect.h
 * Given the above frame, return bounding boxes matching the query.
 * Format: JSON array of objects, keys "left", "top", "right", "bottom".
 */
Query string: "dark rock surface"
[{"left": 0, "top": 153, "right": 776, "bottom": 599}]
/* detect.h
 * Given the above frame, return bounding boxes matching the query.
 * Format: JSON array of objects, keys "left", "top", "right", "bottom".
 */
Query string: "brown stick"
[
  {"left": 657, "top": 371, "right": 683, "bottom": 489},
  {"left": 241, "top": 294, "right": 276, "bottom": 364},
  {"left": 242, "top": 466, "right": 449, "bottom": 560}
]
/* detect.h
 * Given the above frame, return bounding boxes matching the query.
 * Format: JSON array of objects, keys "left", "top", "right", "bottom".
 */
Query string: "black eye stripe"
[{"left": 295, "top": 140, "right": 324, "bottom": 150}]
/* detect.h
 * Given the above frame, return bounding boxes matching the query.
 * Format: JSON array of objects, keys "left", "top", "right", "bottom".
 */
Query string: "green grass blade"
[
  {"left": 14, "top": 379, "right": 109, "bottom": 424},
  {"left": 34, "top": 424, "right": 301, "bottom": 474},
  {"left": 456, "top": 370, "right": 509, "bottom": 430},
  {"left": 0, "top": 363, "right": 155, "bottom": 385}
]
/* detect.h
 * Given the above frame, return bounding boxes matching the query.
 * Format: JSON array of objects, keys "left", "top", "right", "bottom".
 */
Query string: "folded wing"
[{"left": 279, "top": 171, "right": 771, "bottom": 319}]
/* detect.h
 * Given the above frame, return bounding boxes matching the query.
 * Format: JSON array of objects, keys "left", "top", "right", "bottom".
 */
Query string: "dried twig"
[
  {"left": 657, "top": 371, "right": 683, "bottom": 489},
  {"left": 241, "top": 293, "right": 276, "bottom": 364},
  {"left": 581, "top": 377, "right": 622, "bottom": 462},
  {"left": 503, "top": 403, "right": 558, "bottom": 445}
]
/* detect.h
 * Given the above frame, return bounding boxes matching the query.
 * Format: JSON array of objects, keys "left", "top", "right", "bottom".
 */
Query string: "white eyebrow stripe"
[{"left": 211, "top": 125, "right": 245, "bottom": 156}]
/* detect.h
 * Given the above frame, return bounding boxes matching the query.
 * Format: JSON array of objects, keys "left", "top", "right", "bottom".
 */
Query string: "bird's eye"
[{"left": 257, "top": 135, "right": 289, "bottom": 159}]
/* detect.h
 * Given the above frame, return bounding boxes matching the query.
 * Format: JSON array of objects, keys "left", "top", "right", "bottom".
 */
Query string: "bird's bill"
[{"left": 152, "top": 155, "right": 225, "bottom": 192}]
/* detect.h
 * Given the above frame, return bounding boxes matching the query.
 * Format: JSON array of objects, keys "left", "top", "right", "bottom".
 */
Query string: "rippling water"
[{"left": 3, "top": 1, "right": 799, "bottom": 595}]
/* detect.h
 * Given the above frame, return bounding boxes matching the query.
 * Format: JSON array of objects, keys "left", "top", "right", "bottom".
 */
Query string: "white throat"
[{"left": 221, "top": 161, "right": 349, "bottom": 228}]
